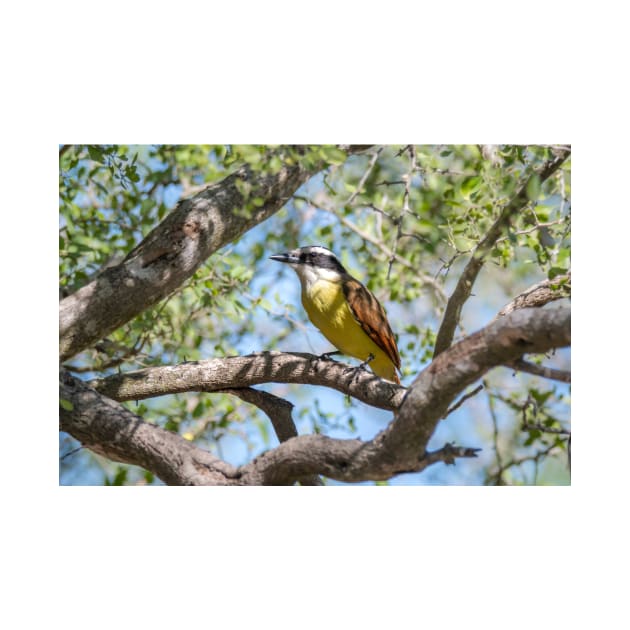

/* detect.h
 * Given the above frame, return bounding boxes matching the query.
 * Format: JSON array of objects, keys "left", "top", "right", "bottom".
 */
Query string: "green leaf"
[
  {"left": 535, "top": 204, "right": 551, "bottom": 222},
  {"left": 87, "top": 145, "right": 105, "bottom": 164},
  {"left": 556, "top": 248, "right": 570, "bottom": 267},
  {"left": 548, "top": 266, "right": 567, "bottom": 279},
  {"left": 60, "top": 398, "right": 74, "bottom": 411},
  {"left": 526, "top": 174, "right": 541, "bottom": 201},
  {"left": 531, "top": 389, "right": 553, "bottom": 405},
  {"left": 126, "top": 165, "right": 140, "bottom": 183},
  {"left": 461, "top": 176, "right": 481, "bottom": 199},
  {"left": 318, "top": 146, "right": 347, "bottom": 166},
  {"left": 106, "top": 466, "right": 128, "bottom": 486}
]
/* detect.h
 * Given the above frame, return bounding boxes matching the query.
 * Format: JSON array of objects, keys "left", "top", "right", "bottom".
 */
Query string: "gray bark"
[{"left": 91, "top": 352, "right": 405, "bottom": 411}]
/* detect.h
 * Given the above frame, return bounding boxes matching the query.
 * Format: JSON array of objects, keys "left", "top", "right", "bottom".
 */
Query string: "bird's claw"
[{"left": 318, "top": 350, "right": 341, "bottom": 361}]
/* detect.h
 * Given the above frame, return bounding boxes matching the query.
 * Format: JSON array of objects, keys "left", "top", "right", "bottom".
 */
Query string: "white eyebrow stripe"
[{"left": 304, "top": 245, "right": 335, "bottom": 257}]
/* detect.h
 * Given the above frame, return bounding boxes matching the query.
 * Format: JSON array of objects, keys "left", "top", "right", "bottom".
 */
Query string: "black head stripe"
[{"left": 298, "top": 247, "right": 347, "bottom": 273}]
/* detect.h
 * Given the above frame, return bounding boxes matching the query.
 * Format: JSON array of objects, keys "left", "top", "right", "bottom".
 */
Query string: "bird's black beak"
[{"left": 270, "top": 251, "right": 298, "bottom": 264}]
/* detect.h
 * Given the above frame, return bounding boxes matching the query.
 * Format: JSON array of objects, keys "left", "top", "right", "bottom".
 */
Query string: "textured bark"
[
  {"left": 504, "top": 359, "right": 570, "bottom": 383},
  {"left": 496, "top": 272, "right": 570, "bottom": 318},
  {"left": 370, "top": 304, "right": 571, "bottom": 471},
  {"left": 59, "top": 146, "right": 366, "bottom": 361},
  {"left": 91, "top": 352, "right": 405, "bottom": 411},
  {"left": 60, "top": 305, "right": 570, "bottom": 485},
  {"left": 59, "top": 369, "right": 238, "bottom": 485},
  {"left": 218, "top": 387, "right": 323, "bottom": 485}
]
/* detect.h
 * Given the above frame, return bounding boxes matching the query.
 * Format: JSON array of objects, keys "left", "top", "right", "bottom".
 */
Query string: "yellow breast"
[{"left": 301, "top": 278, "right": 398, "bottom": 382}]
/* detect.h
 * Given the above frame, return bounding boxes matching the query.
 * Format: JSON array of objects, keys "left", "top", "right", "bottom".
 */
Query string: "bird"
[{"left": 270, "top": 245, "right": 401, "bottom": 384}]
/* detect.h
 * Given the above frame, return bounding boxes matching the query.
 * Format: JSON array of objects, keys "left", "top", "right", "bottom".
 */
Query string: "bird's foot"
[
  {"left": 352, "top": 354, "right": 375, "bottom": 382},
  {"left": 318, "top": 350, "right": 341, "bottom": 361},
  {"left": 357, "top": 353, "right": 375, "bottom": 370}
]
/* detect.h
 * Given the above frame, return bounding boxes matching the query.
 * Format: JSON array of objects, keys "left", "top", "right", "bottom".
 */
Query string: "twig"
[
  {"left": 346, "top": 148, "right": 382, "bottom": 205},
  {"left": 495, "top": 219, "right": 568, "bottom": 243},
  {"left": 375, "top": 179, "right": 407, "bottom": 187},
  {"left": 505, "top": 359, "right": 571, "bottom": 383},
  {"left": 485, "top": 381, "right": 505, "bottom": 483},
  {"left": 420, "top": 443, "right": 481, "bottom": 467},
  {"left": 487, "top": 441, "right": 567, "bottom": 485},
  {"left": 59, "top": 445, "right": 85, "bottom": 461},
  {"left": 387, "top": 145, "right": 416, "bottom": 279},
  {"left": 521, "top": 422, "right": 570, "bottom": 436},
  {"left": 414, "top": 165, "right": 473, "bottom": 177},
  {"left": 443, "top": 384, "right": 484, "bottom": 418},
  {"left": 394, "top": 145, "right": 411, "bottom": 158}
]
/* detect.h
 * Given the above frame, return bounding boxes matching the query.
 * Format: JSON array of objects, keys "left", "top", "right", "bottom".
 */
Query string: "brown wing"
[{"left": 342, "top": 276, "right": 401, "bottom": 370}]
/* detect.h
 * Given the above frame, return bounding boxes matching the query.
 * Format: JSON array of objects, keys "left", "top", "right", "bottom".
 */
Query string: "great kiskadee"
[{"left": 270, "top": 245, "right": 401, "bottom": 384}]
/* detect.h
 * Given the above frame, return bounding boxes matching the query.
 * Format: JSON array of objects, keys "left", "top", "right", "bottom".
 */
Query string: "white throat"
[{"left": 291, "top": 264, "right": 342, "bottom": 291}]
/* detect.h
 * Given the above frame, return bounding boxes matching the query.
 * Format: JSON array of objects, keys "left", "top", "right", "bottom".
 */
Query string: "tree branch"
[
  {"left": 61, "top": 305, "right": 570, "bottom": 485},
  {"left": 495, "top": 271, "right": 570, "bottom": 318},
  {"left": 90, "top": 352, "right": 406, "bottom": 411},
  {"left": 59, "top": 146, "right": 367, "bottom": 361},
  {"left": 59, "top": 368, "right": 239, "bottom": 485},
  {"left": 443, "top": 384, "right": 484, "bottom": 418},
  {"left": 220, "top": 387, "right": 297, "bottom": 442},
  {"left": 433, "top": 147, "right": 571, "bottom": 357},
  {"left": 361, "top": 304, "right": 571, "bottom": 477},
  {"left": 521, "top": 422, "right": 570, "bottom": 436},
  {"left": 505, "top": 358, "right": 571, "bottom": 383},
  {"left": 218, "top": 387, "right": 322, "bottom": 485}
]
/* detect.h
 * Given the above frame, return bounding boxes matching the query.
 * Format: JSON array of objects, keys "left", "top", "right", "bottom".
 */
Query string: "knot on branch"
[
  {"left": 424, "top": 443, "right": 482, "bottom": 467},
  {"left": 182, "top": 218, "right": 201, "bottom": 239}
]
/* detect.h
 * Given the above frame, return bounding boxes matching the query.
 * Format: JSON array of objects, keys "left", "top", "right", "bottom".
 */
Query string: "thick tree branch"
[
  {"left": 59, "top": 368, "right": 239, "bottom": 485},
  {"left": 90, "top": 352, "right": 406, "bottom": 411},
  {"left": 61, "top": 305, "right": 570, "bottom": 485},
  {"left": 335, "top": 304, "right": 571, "bottom": 480},
  {"left": 59, "top": 146, "right": 367, "bottom": 361},
  {"left": 433, "top": 148, "right": 571, "bottom": 357},
  {"left": 232, "top": 306, "right": 570, "bottom": 484}
]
